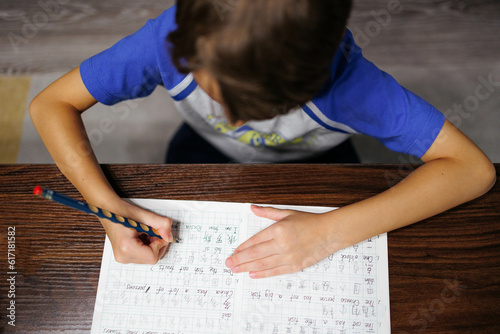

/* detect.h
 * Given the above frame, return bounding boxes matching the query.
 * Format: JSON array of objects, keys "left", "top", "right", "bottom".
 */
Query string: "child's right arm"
[{"left": 29, "top": 66, "right": 173, "bottom": 264}]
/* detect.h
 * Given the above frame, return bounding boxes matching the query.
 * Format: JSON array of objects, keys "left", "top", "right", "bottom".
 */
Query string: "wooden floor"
[
  {"left": 1, "top": 0, "right": 499, "bottom": 74},
  {"left": 0, "top": 0, "right": 499, "bottom": 163}
]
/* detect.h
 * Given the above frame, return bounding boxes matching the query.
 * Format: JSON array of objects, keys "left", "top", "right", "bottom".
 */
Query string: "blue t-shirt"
[{"left": 80, "top": 5, "right": 444, "bottom": 163}]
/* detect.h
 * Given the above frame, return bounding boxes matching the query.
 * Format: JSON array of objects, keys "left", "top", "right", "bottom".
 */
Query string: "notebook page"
[{"left": 91, "top": 199, "right": 390, "bottom": 334}]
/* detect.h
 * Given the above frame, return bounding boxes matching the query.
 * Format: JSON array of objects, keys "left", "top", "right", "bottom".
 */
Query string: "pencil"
[{"left": 33, "top": 185, "right": 177, "bottom": 242}]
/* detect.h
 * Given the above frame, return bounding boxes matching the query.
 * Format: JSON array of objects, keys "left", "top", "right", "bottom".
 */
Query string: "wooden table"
[{"left": 0, "top": 164, "right": 498, "bottom": 333}]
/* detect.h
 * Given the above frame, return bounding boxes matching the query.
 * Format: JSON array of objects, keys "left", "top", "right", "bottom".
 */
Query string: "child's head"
[{"left": 168, "top": 0, "right": 352, "bottom": 124}]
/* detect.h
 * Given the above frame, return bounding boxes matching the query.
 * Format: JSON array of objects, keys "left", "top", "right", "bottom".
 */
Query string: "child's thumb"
[{"left": 250, "top": 205, "right": 290, "bottom": 221}]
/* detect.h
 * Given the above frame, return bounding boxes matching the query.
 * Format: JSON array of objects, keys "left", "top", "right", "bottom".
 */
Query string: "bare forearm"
[
  {"left": 29, "top": 68, "right": 172, "bottom": 264},
  {"left": 29, "top": 67, "right": 121, "bottom": 208},
  {"left": 328, "top": 157, "right": 495, "bottom": 250},
  {"left": 30, "top": 103, "right": 119, "bottom": 206}
]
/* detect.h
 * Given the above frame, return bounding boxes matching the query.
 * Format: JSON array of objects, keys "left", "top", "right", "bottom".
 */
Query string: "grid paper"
[{"left": 91, "top": 199, "right": 390, "bottom": 333}]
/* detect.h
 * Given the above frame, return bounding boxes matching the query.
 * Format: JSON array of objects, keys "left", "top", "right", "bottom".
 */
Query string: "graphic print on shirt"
[{"left": 207, "top": 115, "right": 306, "bottom": 148}]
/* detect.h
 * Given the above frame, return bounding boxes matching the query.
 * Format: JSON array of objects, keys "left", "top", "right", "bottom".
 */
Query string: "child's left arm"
[{"left": 225, "top": 120, "right": 496, "bottom": 278}]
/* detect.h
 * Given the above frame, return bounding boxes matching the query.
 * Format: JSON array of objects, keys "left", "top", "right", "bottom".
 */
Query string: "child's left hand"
[{"left": 225, "top": 205, "right": 343, "bottom": 278}]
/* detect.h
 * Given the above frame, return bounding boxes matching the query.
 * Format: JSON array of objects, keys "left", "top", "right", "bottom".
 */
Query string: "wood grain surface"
[
  {"left": 1, "top": 0, "right": 499, "bottom": 74},
  {"left": 0, "top": 164, "right": 499, "bottom": 333}
]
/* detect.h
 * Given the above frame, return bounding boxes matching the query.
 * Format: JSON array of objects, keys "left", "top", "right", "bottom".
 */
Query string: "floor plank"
[
  {"left": 1, "top": 0, "right": 499, "bottom": 74},
  {"left": 349, "top": 0, "right": 500, "bottom": 67}
]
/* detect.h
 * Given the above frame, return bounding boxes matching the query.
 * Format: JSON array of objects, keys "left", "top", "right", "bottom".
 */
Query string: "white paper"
[{"left": 91, "top": 199, "right": 391, "bottom": 333}]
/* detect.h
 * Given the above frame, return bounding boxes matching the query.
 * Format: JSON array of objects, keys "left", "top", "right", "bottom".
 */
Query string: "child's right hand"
[
  {"left": 98, "top": 199, "right": 173, "bottom": 265},
  {"left": 29, "top": 66, "right": 174, "bottom": 265}
]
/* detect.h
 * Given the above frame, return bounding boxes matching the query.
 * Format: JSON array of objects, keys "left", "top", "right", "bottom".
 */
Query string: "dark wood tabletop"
[{"left": 0, "top": 164, "right": 498, "bottom": 333}]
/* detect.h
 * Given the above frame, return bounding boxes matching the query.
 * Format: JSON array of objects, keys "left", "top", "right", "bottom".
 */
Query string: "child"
[{"left": 30, "top": 0, "right": 495, "bottom": 278}]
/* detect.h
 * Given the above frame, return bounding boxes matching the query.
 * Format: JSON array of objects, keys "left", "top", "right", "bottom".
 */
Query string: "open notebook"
[{"left": 91, "top": 199, "right": 391, "bottom": 333}]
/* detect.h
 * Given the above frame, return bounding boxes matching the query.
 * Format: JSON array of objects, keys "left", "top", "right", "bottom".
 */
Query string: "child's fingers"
[
  {"left": 226, "top": 239, "right": 277, "bottom": 270},
  {"left": 135, "top": 210, "right": 174, "bottom": 242},
  {"left": 250, "top": 205, "right": 291, "bottom": 221},
  {"left": 149, "top": 239, "right": 170, "bottom": 263},
  {"left": 158, "top": 244, "right": 169, "bottom": 260},
  {"left": 136, "top": 238, "right": 167, "bottom": 265},
  {"left": 112, "top": 232, "right": 168, "bottom": 265},
  {"left": 233, "top": 209, "right": 294, "bottom": 254},
  {"left": 230, "top": 253, "right": 281, "bottom": 274},
  {"left": 112, "top": 236, "right": 152, "bottom": 264},
  {"left": 152, "top": 226, "right": 173, "bottom": 243},
  {"left": 249, "top": 264, "right": 294, "bottom": 279},
  {"left": 233, "top": 224, "right": 275, "bottom": 253}
]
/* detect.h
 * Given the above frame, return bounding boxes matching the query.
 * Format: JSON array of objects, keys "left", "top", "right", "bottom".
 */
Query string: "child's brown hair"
[{"left": 168, "top": 0, "right": 352, "bottom": 123}]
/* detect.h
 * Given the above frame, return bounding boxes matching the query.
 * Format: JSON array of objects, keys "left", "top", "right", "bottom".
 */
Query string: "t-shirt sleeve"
[
  {"left": 80, "top": 18, "right": 164, "bottom": 105},
  {"left": 312, "top": 30, "right": 445, "bottom": 158}
]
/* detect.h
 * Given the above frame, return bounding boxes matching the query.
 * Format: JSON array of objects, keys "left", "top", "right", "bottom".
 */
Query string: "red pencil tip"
[{"left": 33, "top": 185, "right": 43, "bottom": 196}]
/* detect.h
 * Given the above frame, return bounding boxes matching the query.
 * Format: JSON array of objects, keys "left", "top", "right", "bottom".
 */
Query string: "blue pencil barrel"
[
  {"left": 34, "top": 186, "right": 162, "bottom": 239},
  {"left": 41, "top": 188, "right": 91, "bottom": 213}
]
